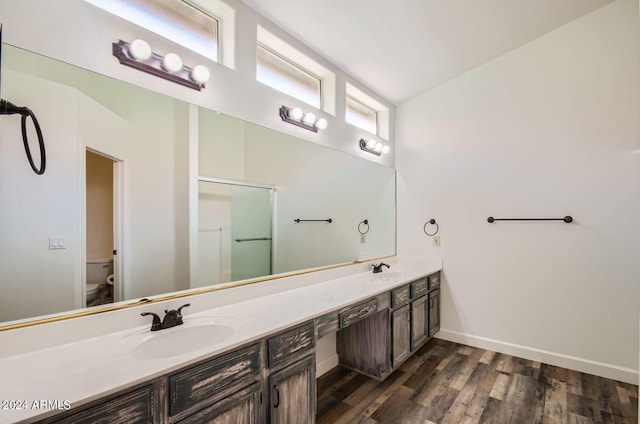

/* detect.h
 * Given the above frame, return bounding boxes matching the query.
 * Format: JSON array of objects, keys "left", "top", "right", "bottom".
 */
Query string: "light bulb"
[
  {"left": 303, "top": 112, "right": 316, "bottom": 125},
  {"left": 129, "top": 39, "right": 152, "bottom": 61},
  {"left": 162, "top": 53, "right": 183, "bottom": 73},
  {"left": 366, "top": 139, "right": 377, "bottom": 149},
  {"left": 289, "top": 107, "right": 303, "bottom": 120},
  {"left": 315, "top": 118, "right": 328, "bottom": 130},
  {"left": 382, "top": 144, "right": 391, "bottom": 154},
  {"left": 374, "top": 142, "right": 383, "bottom": 152},
  {"left": 190, "top": 65, "right": 210, "bottom": 83}
]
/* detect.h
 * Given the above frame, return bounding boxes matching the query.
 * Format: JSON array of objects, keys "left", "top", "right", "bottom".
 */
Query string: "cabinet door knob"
[{"left": 273, "top": 385, "right": 280, "bottom": 408}]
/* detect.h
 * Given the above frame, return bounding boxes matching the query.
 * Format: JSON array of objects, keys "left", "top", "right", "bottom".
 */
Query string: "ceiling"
[{"left": 241, "top": 0, "right": 615, "bottom": 104}]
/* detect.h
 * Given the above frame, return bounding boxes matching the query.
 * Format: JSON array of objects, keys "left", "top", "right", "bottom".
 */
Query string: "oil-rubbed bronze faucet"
[
  {"left": 371, "top": 263, "right": 390, "bottom": 273},
  {"left": 141, "top": 304, "right": 191, "bottom": 331}
]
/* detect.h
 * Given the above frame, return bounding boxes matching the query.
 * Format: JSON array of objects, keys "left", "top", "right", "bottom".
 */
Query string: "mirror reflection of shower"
[
  {"left": 85, "top": 150, "right": 116, "bottom": 306},
  {"left": 196, "top": 178, "right": 274, "bottom": 288}
]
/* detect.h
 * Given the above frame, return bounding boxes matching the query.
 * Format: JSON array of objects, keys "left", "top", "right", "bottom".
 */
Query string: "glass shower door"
[{"left": 230, "top": 185, "right": 273, "bottom": 281}]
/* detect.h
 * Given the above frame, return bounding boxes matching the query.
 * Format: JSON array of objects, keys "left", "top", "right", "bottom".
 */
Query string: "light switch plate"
[
  {"left": 433, "top": 235, "right": 441, "bottom": 247},
  {"left": 49, "top": 235, "right": 66, "bottom": 250}
]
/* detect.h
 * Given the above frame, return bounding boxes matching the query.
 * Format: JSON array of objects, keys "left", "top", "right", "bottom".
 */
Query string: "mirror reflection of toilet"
[{"left": 86, "top": 259, "right": 113, "bottom": 306}]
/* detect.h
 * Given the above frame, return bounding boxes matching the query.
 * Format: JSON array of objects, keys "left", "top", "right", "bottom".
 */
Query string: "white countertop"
[{"left": 0, "top": 259, "right": 441, "bottom": 423}]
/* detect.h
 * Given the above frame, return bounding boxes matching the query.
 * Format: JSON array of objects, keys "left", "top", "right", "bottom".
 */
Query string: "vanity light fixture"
[
  {"left": 279, "top": 105, "right": 328, "bottom": 132},
  {"left": 113, "top": 39, "right": 210, "bottom": 91},
  {"left": 359, "top": 138, "right": 391, "bottom": 156}
]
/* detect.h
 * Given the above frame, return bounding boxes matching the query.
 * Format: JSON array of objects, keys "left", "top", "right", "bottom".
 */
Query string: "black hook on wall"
[{"left": 423, "top": 219, "right": 439, "bottom": 236}]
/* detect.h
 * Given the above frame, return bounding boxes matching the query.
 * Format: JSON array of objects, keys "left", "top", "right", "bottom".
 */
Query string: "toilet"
[{"left": 86, "top": 259, "right": 113, "bottom": 305}]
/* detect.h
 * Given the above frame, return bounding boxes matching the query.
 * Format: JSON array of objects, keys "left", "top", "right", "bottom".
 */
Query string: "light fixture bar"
[
  {"left": 359, "top": 138, "right": 381, "bottom": 156},
  {"left": 112, "top": 40, "right": 206, "bottom": 91},
  {"left": 279, "top": 105, "right": 327, "bottom": 132},
  {"left": 279, "top": 106, "right": 317, "bottom": 132}
]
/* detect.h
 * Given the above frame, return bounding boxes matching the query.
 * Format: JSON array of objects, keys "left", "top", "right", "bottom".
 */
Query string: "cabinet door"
[
  {"left": 411, "top": 296, "right": 428, "bottom": 351},
  {"left": 391, "top": 304, "right": 411, "bottom": 368},
  {"left": 177, "top": 383, "right": 260, "bottom": 424},
  {"left": 428, "top": 289, "right": 440, "bottom": 337},
  {"left": 268, "top": 356, "right": 315, "bottom": 424}
]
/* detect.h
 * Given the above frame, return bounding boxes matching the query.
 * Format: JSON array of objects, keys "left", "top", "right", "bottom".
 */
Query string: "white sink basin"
[
  {"left": 371, "top": 271, "right": 409, "bottom": 280},
  {"left": 131, "top": 324, "right": 233, "bottom": 359}
]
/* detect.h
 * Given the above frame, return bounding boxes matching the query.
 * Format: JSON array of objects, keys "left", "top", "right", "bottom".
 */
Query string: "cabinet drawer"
[
  {"left": 411, "top": 278, "right": 428, "bottom": 298},
  {"left": 339, "top": 298, "right": 378, "bottom": 328},
  {"left": 391, "top": 285, "right": 410, "bottom": 307},
  {"left": 315, "top": 312, "right": 339, "bottom": 339},
  {"left": 169, "top": 343, "right": 260, "bottom": 417},
  {"left": 42, "top": 385, "right": 155, "bottom": 424},
  {"left": 428, "top": 272, "right": 440, "bottom": 290},
  {"left": 268, "top": 321, "right": 315, "bottom": 368}
]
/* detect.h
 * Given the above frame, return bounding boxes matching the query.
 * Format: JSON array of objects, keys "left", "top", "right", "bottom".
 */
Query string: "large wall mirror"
[{"left": 0, "top": 43, "right": 396, "bottom": 328}]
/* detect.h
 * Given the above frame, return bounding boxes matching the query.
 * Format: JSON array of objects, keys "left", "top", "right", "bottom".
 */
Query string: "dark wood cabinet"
[
  {"left": 410, "top": 295, "right": 428, "bottom": 350},
  {"left": 336, "top": 272, "right": 441, "bottom": 381},
  {"left": 428, "top": 288, "right": 440, "bottom": 337},
  {"left": 268, "top": 356, "right": 315, "bottom": 424},
  {"left": 35, "top": 271, "right": 441, "bottom": 423},
  {"left": 266, "top": 322, "right": 316, "bottom": 424},
  {"left": 391, "top": 304, "right": 411, "bottom": 367}
]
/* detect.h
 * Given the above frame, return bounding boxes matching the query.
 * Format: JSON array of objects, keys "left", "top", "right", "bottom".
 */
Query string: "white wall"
[
  {"left": 0, "top": 71, "right": 82, "bottom": 321},
  {"left": 397, "top": 0, "right": 640, "bottom": 383}
]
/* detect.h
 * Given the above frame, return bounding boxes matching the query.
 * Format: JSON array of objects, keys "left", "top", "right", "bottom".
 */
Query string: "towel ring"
[
  {"left": 358, "top": 219, "right": 370, "bottom": 235},
  {"left": 423, "top": 219, "right": 439, "bottom": 236}
]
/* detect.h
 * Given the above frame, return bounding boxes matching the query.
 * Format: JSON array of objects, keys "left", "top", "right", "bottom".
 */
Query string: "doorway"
[{"left": 85, "top": 149, "right": 119, "bottom": 306}]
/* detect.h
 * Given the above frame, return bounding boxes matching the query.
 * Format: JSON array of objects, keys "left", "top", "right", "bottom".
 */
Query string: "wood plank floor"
[{"left": 316, "top": 338, "right": 638, "bottom": 424}]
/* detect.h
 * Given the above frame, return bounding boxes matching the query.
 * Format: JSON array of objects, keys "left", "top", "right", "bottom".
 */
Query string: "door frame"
[
  {"left": 82, "top": 147, "right": 124, "bottom": 305},
  {"left": 195, "top": 176, "right": 277, "bottom": 286}
]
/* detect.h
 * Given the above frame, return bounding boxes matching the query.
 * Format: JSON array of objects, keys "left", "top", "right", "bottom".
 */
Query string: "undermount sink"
[
  {"left": 371, "top": 271, "right": 408, "bottom": 280},
  {"left": 131, "top": 324, "right": 233, "bottom": 359}
]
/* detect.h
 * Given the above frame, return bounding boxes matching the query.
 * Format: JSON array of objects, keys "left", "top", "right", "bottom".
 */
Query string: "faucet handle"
[
  {"left": 371, "top": 262, "right": 391, "bottom": 273},
  {"left": 175, "top": 304, "right": 190, "bottom": 325},
  {"left": 141, "top": 312, "right": 163, "bottom": 331}
]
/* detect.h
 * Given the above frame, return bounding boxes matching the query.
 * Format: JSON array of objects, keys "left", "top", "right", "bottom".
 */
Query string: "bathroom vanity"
[{"left": 0, "top": 258, "right": 441, "bottom": 423}]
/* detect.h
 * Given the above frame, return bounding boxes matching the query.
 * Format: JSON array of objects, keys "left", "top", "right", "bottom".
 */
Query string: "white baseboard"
[
  {"left": 316, "top": 354, "right": 339, "bottom": 378},
  {"left": 436, "top": 329, "right": 639, "bottom": 385}
]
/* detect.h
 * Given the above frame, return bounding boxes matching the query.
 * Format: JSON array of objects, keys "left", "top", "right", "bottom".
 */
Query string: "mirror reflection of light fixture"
[
  {"left": 359, "top": 138, "right": 391, "bottom": 156},
  {"left": 279, "top": 105, "right": 328, "bottom": 132},
  {"left": 113, "top": 39, "right": 210, "bottom": 91}
]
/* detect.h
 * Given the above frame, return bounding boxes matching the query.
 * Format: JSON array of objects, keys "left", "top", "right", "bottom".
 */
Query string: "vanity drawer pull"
[
  {"left": 411, "top": 279, "right": 428, "bottom": 298},
  {"left": 339, "top": 299, "right": 378, "bottom": 328},
  {"left": 268, "top": 321, "right": 315, "bottom": 368},
  {"left": 391, "top": 286, "right": 410, "bottom": 307}
]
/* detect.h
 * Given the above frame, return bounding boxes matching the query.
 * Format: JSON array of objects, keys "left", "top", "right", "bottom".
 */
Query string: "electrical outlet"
[
  {"left": 433, "top": 235, "right": 441, "bottom": 247},
  {"left": 360, "top": 234, "right": 366, "bottom": 244}
]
